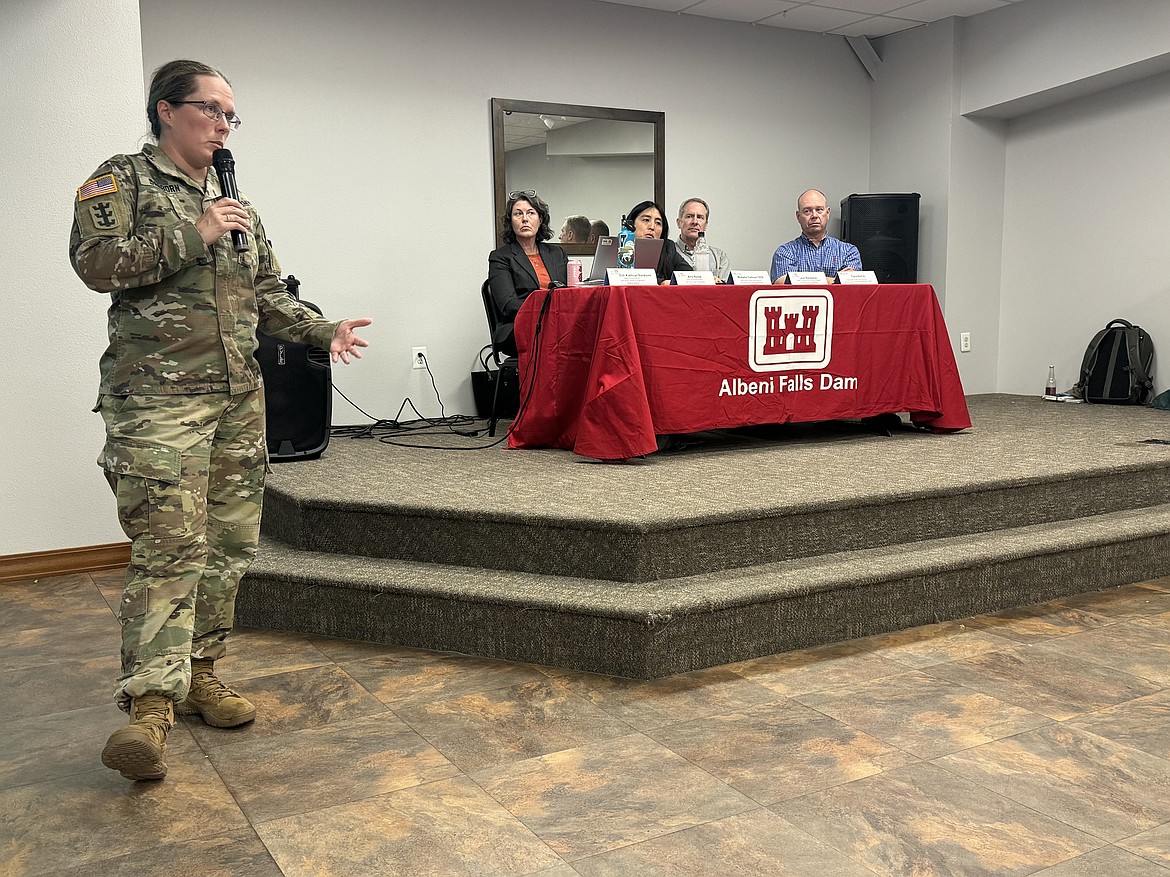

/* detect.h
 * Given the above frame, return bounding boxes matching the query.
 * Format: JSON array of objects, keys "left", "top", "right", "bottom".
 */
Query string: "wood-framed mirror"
[{"left": 491, "top": 97, "right": 665, "bottom": 256}]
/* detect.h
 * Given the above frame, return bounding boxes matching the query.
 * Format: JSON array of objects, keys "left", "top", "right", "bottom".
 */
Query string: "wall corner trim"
[{"left": 0, "top": 543, "right": 130, "bottom": 584}]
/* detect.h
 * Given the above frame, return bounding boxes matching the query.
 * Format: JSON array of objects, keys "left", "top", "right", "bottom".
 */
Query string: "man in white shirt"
[{"left": 675, "top": 197, "right": 730, "bottom": 282}]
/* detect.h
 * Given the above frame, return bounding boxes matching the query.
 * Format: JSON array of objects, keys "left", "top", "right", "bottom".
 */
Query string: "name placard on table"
[
  {"left": 606, "top": 268, "right": 659, "bottom": 286},
  {"left": 672, "top": 270, "right": 715, "bottom": 285},
  {"left": 787, "top": 271, "right": 827, "bottom": 285},
  {"left": 837, "top": 270, "right": 879, "bottom": 284},
  {"left": 728, "top": 270, "right": 772, "bottom": 285}
]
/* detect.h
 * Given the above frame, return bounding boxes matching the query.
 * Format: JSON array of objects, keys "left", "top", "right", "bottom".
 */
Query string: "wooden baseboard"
[{"left": 0, "top": 543, "right": 130, "bottom": 584}]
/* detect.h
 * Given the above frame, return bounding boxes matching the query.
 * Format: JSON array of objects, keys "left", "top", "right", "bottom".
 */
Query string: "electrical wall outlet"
[
  {"left": 412, "top": 346, "right": 427, "bottom": 369},
  {"left": 959, "top": 332, "right": 971, "bottom": 353}
]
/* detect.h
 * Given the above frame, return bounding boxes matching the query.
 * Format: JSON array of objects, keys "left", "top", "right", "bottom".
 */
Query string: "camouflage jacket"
[{"left": 70, "top": 143, "right": 337, "bottom": 395}]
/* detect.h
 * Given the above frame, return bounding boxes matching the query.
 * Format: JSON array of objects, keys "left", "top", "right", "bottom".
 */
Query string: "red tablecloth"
[{"left": 509, "top": 284, "right": 971, "bottom": 459}]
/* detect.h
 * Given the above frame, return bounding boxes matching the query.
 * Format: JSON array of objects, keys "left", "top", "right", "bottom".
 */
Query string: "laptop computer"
[
  {"left": 582, "top": 235, "right": 665, "bottom": 284},
  {"left": 582, "top": 236, "right": 619, "bottom": 284},
  {"left": 633, "top": 237, "right": 664, "bottom": 270}
]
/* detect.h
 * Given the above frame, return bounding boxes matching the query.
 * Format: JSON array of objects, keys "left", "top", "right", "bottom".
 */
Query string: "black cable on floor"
[{"left": 329, "top": 354, "right": 508, "bottom": 450}]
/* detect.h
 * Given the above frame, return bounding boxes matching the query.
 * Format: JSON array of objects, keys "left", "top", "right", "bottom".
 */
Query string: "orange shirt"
[{"left": 527, "top": 251, "right": 551, "bottom": 291}]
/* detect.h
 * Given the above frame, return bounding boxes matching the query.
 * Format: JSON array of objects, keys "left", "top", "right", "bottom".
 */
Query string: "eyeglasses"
[
  {"left": 171, "top": 100, "right": 242, "bottom": 130},
  {"left": 799, "top": 206, "right": 828, "bottom": 217},
  {"left": 508, "top": 189, "right": 536, "bottom": 200}
]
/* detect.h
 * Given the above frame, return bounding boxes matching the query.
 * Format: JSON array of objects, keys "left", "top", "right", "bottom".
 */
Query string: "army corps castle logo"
[{"left": 748, "top": 290, "right": 833, "bottom": 372}]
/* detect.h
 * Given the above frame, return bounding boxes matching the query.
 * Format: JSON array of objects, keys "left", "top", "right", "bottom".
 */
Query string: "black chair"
[{"left": 479, "top": 279, "right": 520, "bottom": 436}]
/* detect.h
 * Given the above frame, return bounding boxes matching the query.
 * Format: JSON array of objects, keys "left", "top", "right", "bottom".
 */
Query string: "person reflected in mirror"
[
  {"left": 624, "top": 199, "right": 691, "bottom": 285},
  {"left": 558, "top": 214, "right": 590, "bottom": 244},
  {"left": 770, "top": 189, "right": 861, "bottom": 283},
  {"left": 588, "top": 219, "right": 610, "bottom": 244},
  {"left": 675, "top": 197, "right": 730, "bottom": 282},
  {"left": 488, "top": 190, "right": 568, "bottom": 355}
]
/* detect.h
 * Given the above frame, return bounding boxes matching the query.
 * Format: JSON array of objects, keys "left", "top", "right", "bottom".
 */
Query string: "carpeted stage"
[{"left": 239, "top": 394, "right": 1170, "bottom": 678}]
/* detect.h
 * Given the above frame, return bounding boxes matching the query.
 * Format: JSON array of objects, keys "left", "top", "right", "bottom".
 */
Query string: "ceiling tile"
[
  {"left": 596, "top": 0, "right": 696, "bottom": 11},
  {"left": 809, "top": 0, "right": 919, "bottom": 14},
  {"left": 684, "top": 0, "right": 798, "bottom": 23},
  {"left": 592, "top": 0, "right": 1031, "bottom": 34},
  {"left": 757, "top": 4, "right": 869, "bottom": 30},
  {"left": 892, "top": 0, "right": 1011, "bottom": 22},
  {"left": 830, "top": 14, "right": 924, "bottom": 36}
]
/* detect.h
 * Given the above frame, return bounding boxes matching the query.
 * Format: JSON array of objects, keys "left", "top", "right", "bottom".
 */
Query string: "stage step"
[
  {"left": 243, "top": 396, "right": 1170, "bottom": 676},
  {"left": 240, "top": 504, "right": 1170, "bottom": 678},
  {"left": 260, "top": 445, "right": 1170, "bottom": 584}
]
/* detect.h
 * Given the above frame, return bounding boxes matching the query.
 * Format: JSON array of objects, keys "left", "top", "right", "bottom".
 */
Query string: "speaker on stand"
[
  {"left": 840, "top": 193, "right": 921, "bottom": 283},
  {"left": 255, "top": 275, "right": 333, "bottom": 462}
]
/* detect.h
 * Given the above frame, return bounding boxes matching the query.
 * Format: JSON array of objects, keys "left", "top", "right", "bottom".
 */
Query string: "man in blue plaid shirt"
[{"left": 770, "top": 189, "right": 862, "bottom": 283}]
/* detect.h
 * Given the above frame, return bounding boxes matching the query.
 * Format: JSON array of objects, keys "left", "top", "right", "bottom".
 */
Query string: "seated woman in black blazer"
[
  {"left": 625, "top": 199, "right": 691, "bottom": 284},
  {"left": 487, "top": 190, "right": 568, "bottom": 356}
]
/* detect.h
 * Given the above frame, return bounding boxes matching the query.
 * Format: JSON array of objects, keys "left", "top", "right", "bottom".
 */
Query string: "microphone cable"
[{"left": 503, "top": 282, "right": 559, "bottom": 440}]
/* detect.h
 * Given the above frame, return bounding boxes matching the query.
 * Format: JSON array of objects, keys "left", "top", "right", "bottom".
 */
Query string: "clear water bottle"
[
  {"left": 1045, "top": 365, "right": 1057, "bottom": 396},
  {"left": 617, "top": 215, "right": 635, "bottom": 268},
  {"left": 692, "top": 232, "right": 712, "bottom": 274}
]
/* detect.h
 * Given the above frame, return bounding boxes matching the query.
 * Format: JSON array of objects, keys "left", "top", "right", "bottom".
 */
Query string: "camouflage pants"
[{"left": 98, "top": 390, "right": 266, "bottom": 710}]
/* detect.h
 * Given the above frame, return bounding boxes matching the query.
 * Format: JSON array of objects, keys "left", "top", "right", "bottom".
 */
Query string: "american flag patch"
[{"left": 78, "top": 174, "right": 117, "bottom": 201}]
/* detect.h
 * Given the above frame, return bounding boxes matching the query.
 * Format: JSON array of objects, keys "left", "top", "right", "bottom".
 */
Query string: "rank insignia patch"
[{"left": 78, "top": 174, "right": 117, "bottom": 201}]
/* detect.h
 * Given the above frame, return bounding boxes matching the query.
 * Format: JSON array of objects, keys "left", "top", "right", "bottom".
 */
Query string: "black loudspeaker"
[
  {"left": 840, "top": 193, "right": 920, "bottom": 283},
  {"left": 256, "top": 276, "right": 332, "bottom": 462}
]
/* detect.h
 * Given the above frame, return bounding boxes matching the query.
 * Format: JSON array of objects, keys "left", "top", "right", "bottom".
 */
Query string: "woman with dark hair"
[
  {"left": 625, "top": 199, "right": 691, "bottom": 284},
  {"left": 70, "top": 59, "right": 371, "bottom": 781},
  {"left": 487, "top": 190, "right": 568, "bottom": 356}
]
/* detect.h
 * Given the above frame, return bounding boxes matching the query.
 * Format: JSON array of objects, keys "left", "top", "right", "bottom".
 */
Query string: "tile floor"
[{"left": 5, "top": 569, "right": 1170, "bottom": 876}]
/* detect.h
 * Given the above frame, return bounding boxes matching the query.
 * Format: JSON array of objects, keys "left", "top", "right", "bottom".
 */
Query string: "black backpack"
[{"left": 1078, "top": 318, "right": 1155, "bottom": 404}]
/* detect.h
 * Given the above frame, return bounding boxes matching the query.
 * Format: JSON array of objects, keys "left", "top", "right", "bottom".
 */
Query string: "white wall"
[
  {"left": 871, "top": 20, "right": 957, "bottom": 300},
  {"left": 16, "top": 0, "right": 1170, "bottom": 557},
  {"left": 943, "top": 114, "right": 1006, "bottom": 394},
  {"left": 997, "top": 70, "right": 1170, "bottom": 395},
  {"left": 2, "top": 0, "right": 144, "bottom": 554},
  {"left": 872, "top": 19, "right": 1008, "bottom": 394},
  {"left": 6, "top": 0, "right": 871, "bottom": 555},
  {"left": 944, "top": 0, "right": 1169, "bottom": 395},
  {"left": 960, "top": 0, "right": 1170, "bottom": 117}
]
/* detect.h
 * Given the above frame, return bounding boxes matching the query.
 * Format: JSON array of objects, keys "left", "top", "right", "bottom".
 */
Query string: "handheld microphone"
[{"left": 211, "top": 148, "right": 249, "bottom": 253}]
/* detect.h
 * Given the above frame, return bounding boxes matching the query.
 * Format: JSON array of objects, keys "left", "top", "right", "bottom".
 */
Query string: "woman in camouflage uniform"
[{"left": 70, "top": 59, "right": 371, "bottom": 781}]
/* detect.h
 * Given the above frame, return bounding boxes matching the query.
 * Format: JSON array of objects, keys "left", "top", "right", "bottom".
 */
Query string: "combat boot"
[
  {"left": 177, "top": 657, "right": 256, "bottom": 728},
  {"left": 101, "top": 694, "right": 174, "bottom": 781}
]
